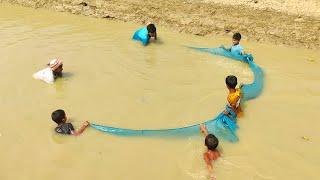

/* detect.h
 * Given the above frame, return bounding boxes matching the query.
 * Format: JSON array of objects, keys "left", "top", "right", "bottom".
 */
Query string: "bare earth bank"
[{"left": 1, "top": 0, "right": 320, "bottom": 49}]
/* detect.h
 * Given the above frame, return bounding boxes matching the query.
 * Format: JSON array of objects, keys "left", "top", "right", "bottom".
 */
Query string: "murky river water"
[{"left": 0, "top": 4, "right": 319, "bottom": 180}]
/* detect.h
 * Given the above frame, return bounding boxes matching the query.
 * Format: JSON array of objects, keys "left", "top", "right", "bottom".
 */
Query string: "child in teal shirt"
[{"left": 132, "top": 24, "right": 157, "bottom": 46}]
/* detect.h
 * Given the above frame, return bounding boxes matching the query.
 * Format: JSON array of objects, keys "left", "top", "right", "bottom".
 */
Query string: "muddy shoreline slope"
[{"left": 1, "top": 0, "right": 320, "bottom": 49}]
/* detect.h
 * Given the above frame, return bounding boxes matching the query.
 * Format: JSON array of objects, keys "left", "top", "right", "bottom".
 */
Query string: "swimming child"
[
  {"left": 33, "top": 59, "right": 63, "bottom": 84},
  {"left": 200, "top": 124, "right": 220, "bottom": 180},
  {"left": 51, "top": 109, "right": 89, "bottom": 135},
  {"left": 224, "top": 75, "right": 243, "bottom": 117},
  {"left": 132, "top": 23, "right": 157, "bottom": 46}
]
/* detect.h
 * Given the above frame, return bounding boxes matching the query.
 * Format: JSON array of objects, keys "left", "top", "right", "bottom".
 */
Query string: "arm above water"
[
  {"left": 200, "top": 124, "right": 209, "bottom": 136},
  {"left": 71, "top": 121, "right": 90, "bottom": 136}
]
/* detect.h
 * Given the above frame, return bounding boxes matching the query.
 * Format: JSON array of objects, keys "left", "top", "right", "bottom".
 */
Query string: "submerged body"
[
  {"left": 51, "top": 109, "right": 89, "bottom": 136},
  {"left": 33, "top": 59, "right": 63, "bottom": 84}
]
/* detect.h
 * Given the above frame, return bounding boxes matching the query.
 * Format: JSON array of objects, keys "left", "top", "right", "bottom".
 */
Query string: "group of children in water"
[{"left": 33, "top": 23, "right": 245, "bottom": 179}]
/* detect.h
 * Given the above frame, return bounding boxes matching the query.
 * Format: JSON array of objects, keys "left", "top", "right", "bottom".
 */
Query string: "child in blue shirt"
[
  {"left": 132, "top": 24, "right": 157, "bottom": 46},
  {"left": 229, "top": 32, "right": 244, "bottom": 55}
]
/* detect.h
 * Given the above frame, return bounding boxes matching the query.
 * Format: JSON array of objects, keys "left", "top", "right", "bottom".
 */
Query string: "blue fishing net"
[
  {"left": 91, "top": 106, "right": 239, "bottom": 142},
  {"left": 91, "top": 46, "right": 264, "bottom": 142},
  {"left": 188, "top": 46, "right": 264, "bottom": 101},
  {"left": 91, "top": 105, "right": 238, "bottom": 141}
]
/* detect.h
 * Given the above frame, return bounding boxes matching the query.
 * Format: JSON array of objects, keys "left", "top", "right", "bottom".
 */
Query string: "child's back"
[
  {"left": 55, "top": 122, "right": 74, "bottom": 135},
  {"left": 204, "top": 146, "right": 220, "bottom": 166}
]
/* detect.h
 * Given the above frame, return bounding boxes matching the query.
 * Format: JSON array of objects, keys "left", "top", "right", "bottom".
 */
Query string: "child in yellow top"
[{"left": 225, "top": 75, "right": 243, "bottom": 117}]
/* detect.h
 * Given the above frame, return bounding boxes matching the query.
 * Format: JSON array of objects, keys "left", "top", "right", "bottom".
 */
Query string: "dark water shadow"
[{"left": 62, "top": 72, "right": 74, "bottom": 79}]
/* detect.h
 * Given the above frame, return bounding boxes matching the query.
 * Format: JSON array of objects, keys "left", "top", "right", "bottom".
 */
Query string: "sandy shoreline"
[
  {"left": 1, "top": 0, "right": 320, "bottom": 49},
  {"left": 204, "top": 0, "right": 320, "bottom": 18}
]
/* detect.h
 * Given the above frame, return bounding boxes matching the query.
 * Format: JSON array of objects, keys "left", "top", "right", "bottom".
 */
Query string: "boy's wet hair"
[
  {"left": 205, "top": 134, "right": 219, "bottom": 151},
  {"left": 233, "top": 33, "right": 241, "bottom": 41},
  {"left": 51, "top": 109, "right": 66, "bottom": 124},
  {"left": 226, "top": 75, "right": 238, "bottom": 89},
  {"left": 147, "top": 24, "right": 156, "bottom": 33}
]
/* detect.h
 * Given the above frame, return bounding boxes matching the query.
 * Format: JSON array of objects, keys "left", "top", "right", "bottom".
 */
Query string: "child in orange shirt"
[{"left": 224, "top": 75, "right": 243, "bottom": 117}]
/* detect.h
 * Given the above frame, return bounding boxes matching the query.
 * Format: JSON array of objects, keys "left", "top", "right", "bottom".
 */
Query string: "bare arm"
[
  {"left": 71, "top": 121, "right": 89, "bottom": 136},
  {"left": 200, "top": 124, "right": 209, "bottom": 136}
]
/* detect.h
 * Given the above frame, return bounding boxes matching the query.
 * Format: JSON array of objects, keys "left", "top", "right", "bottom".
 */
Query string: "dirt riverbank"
[{"left": 1, "top": 0, "right": 320, "bottom": 49}]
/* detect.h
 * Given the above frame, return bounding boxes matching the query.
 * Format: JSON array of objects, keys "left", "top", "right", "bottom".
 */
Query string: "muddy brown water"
[{"left": 0, "top": 4, "right": 319, "bottom": 180}]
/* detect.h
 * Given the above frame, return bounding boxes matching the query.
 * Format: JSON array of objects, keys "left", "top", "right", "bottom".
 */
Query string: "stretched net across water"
[{"left": 91, "top": 46, "right": 264, "bottom": 142}]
